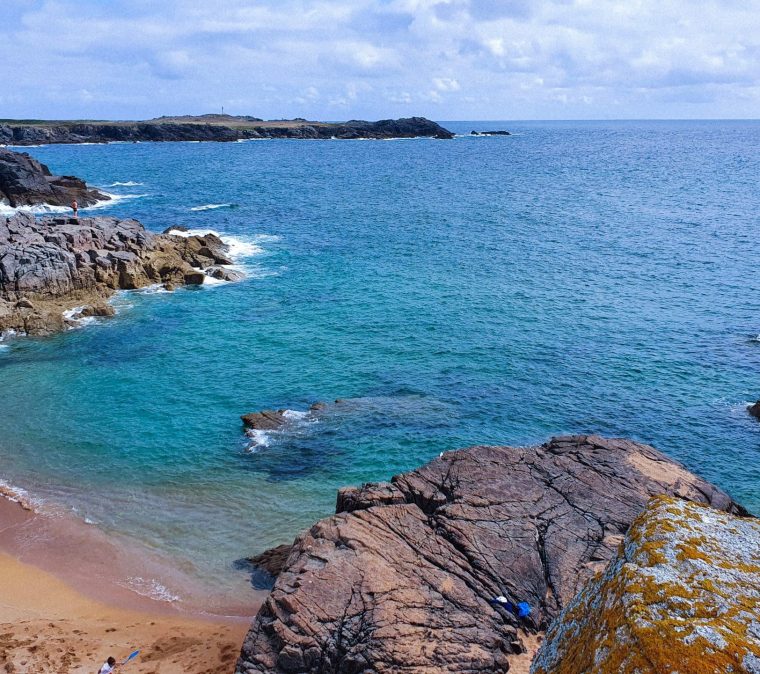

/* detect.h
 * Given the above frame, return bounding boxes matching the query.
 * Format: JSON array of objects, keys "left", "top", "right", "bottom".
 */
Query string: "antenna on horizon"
[{"left": 222, "top": 105, "right": 224, "bottom": 115}]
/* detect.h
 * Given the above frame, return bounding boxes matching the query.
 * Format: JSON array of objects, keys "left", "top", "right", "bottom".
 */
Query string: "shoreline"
[
  {"left": 0, "top": 488, "right": 261, "bottom": 672},
  {"left": 0, "top": 489, "right": 267, "bottom": 620},
  {"left": 0, "top": 543, "right": 250, "bottom": 673}
]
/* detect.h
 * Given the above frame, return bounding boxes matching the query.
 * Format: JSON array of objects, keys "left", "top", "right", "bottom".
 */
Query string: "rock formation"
[
  {"left": 0, "top": 116, "right": 454, "bottom": 145},
  {"left": 0, "top": 212, "right": 235, "bottom": 336},
  {"left": 531, "top": 496, "right": 760, "bottom": 674},
  {"left": 236, "top": 435, "right": 748, "bottom": 674},
  {"left": 0, "top": 148, "right": 108, "bottom": 208},
  {"left": 471, "top": 130, "right": 512, "bottom": 136},
  {"left": 748, "top": 401, "right": 760, "bottom": 420},
  {"left": 241, "top": 411, "right": 292, "bottom": 431}
]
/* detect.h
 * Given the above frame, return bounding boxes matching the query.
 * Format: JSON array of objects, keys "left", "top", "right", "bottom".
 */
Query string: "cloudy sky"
[{"left": 1, "top": 0, "right": 758, "bottom": 120}]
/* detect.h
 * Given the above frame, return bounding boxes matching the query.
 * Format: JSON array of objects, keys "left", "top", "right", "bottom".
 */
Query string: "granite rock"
[
  {"left": 0, "top": 148, "right": 108, "bottom": 208},
  {"left": 0, "top": 212, "right": 239, "bottom": 335},
  {"left": 236, "top": 435, "right": 748, "bottom": 674},
  {"left": 531, "top": 496, "right": 760, "bottom": 674}
]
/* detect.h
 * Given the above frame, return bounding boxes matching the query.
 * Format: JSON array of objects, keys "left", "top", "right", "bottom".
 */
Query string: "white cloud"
[{"left": 0, "top": 0, "right": 758, "bottom": 119}]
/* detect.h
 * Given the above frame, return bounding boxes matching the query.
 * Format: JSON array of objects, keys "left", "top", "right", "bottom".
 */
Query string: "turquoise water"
[{"left": 1, "top": 121, "right": 759, "bottom": 604}]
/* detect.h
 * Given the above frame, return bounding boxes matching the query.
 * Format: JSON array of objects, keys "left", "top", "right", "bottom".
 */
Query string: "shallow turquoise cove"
[{"left": 1, "top": 121, "right": 759, "bottom": 600}]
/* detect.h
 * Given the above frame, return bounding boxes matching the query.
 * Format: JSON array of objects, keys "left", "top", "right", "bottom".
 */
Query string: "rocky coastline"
[
  {"left": 0, "top": 147, "right": 109, "bottom": 208},
  {"left": 236, "top": 435, "right": 756, "bottom": 673},
  {"left": 0, "top": 115, "right": 454, "bottom": 145},
  {"left": 0, "top": 211, "right": 238, "bottom": 336}
]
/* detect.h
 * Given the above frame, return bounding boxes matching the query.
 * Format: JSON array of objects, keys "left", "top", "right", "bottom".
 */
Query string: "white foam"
[
  {"left": 245, "top": 429, "right": 272, "bottom": 451},
  {"left": 121, "top": 576, "right": 180, "bottom": 603},
  {"left": 244, "top": 408, "right": 317, "bottom": 452},
  {"left": 135, "top": 283, "right": 172, "bottom": 295},
  {"left": 108, "top": 181, "right": 144, "bottom": 187},
  {"left": 201, "top": 274, "right": 229, "bottom": 287},
  {"left": 0, "top": 192, "right": 145, "bottom": 216},
  {"left": 62, "top": 306, "right": 97, "bottom": 328},
  {"left": 0, "top": 478, "right": 43, "bottom": 511},
  {"left": 189, "top": 203, "right": 234, "bottom": 212},
  {"left": 165, "top": 228, "right": 269, "bottom": 261},
  {"left": 282, "top": 409, "right": 309, "bottom": 421},
  {"left": 84, "top": 192, "right": 148, "bottom": 210}
]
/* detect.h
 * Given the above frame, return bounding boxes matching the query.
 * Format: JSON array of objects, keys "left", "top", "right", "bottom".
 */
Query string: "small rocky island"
[
  {"left": 0, "top": 115, "right": 454, "bottom": 144},
  {"left": 235, "top": 435, "right": 757, "bottom": 673}
]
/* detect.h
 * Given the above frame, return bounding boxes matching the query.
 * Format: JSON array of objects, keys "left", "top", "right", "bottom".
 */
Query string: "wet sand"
[{"left": 0, "top": 496, "right": 260, "bottom": 674}]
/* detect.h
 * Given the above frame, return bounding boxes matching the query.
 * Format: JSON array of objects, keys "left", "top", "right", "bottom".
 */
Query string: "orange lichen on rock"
[{"left": 531, "top": 496, "right": 760, "bottom": 674}]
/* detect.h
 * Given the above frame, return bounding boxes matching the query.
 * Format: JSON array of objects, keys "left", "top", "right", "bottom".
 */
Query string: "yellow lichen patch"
[{"left": 531, "top": 496, "right": 760, "bottom": 674}]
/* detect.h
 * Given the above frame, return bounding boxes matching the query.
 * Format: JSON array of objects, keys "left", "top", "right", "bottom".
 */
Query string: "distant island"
[{"left": 0, "top": 115, "right": 454, "bottom": 145}]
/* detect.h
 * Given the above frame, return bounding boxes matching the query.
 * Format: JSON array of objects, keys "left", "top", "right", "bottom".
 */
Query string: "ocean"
[{"left": 1, "top": 120, "right": 759, "bottom": 610}]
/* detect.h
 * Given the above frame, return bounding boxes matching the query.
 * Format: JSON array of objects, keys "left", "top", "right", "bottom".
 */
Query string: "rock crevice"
[{"left": 237, "top": 435, "right": 748, "bottom": 673}]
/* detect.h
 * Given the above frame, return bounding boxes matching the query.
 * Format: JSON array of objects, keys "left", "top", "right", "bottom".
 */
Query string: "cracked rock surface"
[
  {"left": 531, "top": 496, "right": 759, "bottom": 674},
  {"left": 0, "top": 211, "right": 234, "bottom": 335},
  {"left": 236, "top": 435, "right": 747, "bottom": 673}
]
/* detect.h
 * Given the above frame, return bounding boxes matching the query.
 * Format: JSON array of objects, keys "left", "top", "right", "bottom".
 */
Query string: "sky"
[{"left": 1, "top": 0, "right": 759, "bottom": 121}]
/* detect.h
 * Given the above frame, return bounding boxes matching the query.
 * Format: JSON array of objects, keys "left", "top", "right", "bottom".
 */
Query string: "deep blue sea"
[{"left": 1, "top": 121, "right": 759, "bottom": 607}]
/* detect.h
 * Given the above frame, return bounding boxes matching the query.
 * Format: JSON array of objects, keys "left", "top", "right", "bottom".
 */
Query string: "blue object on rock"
[{"left": 517, "top": 601, "right": 531, "bottom": 618}]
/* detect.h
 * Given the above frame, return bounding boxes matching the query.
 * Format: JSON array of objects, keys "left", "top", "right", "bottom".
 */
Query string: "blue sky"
[{"left": 1, "top": 0, "right": 758, "bottom": 120}]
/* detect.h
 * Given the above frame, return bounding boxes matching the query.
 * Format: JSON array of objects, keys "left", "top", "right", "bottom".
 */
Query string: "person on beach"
[
  {"left": 98, "top": 656, "right": 118, "bottom": 673},
  {"left": 72, "top": 199, "right": 78, "bottom": 218}
]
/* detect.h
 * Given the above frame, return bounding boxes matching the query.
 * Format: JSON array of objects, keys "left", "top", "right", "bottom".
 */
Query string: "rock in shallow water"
[
  {"left": 236, "top": 435, "right": 748, "bottom": 674},
  {"left": 531, "top": 496, "right": 760, "bottom": 674}
]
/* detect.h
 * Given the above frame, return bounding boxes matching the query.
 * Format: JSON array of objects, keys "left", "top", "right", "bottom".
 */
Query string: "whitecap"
[
  {"left": 84, "top": 192, "right": 148, "bottom": 210},
  {"left": 189, "top": 203, "right": 235, "bottom": 212},
  {"left": 108, "top": 181, "right": 144, "bottom": 187}
]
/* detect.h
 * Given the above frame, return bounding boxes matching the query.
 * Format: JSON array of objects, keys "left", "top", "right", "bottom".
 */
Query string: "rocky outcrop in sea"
[
  {"left": 531, "top": 496, "right": 760, "bottom": 674},
  {"left": 0, "top": 148, "right": 108, "bottom": 208},
  {"left": 0, "top": 212, "right": 235, "bottom": 335},
  {"left": 236, "top": 435, "right": 748, "bottom": 673},
  {"left": 0, "top": 116, "right": 454, "bottom": 145}
]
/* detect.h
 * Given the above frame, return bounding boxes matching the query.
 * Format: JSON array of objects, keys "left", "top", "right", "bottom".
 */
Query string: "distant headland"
[{"left": 0, "top": 115, "right": 454, "bottom": 145}]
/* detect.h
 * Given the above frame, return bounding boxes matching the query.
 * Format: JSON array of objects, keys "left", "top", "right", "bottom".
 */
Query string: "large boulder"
[
  {"left": 531, "top": 496, "right": 760, "bottom": 674},
  {"left": 0, "top": 148, "right": 108, "bottom": 208},
  {"left": 236, "top": 435, "right": 748, "bottom": 674}
]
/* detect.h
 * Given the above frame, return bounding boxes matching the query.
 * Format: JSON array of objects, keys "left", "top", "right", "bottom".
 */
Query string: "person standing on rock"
[{"left": 71, "top": 199, "right": 78, "bottom": 218}]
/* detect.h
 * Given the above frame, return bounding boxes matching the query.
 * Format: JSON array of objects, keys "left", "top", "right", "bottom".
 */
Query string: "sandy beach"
[{"left": 0, "top": 496, "right": 256, "bottom": 674}]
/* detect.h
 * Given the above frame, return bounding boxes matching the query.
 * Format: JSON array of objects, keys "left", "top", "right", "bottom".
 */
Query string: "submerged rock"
[
  {"left": 531, "top": 496, "right": 760, "bottom": 674},
  {"left": 0, "top": 148, "right": 108, "bottom": 208},
  {"left": 748, "top": 401, "right": 760, "bottom": 420},
  {"left": 247, "top": 544, "right": 294, "bottom": 579},
  {"left": 235, "top": 435, "right": 747, "bottom": 674},
  {"left": 471, "top": 130, "right": 511, "bottom": 136},
  {"left": 241, "top": 410, "right": 290, "bottom": 431}
]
